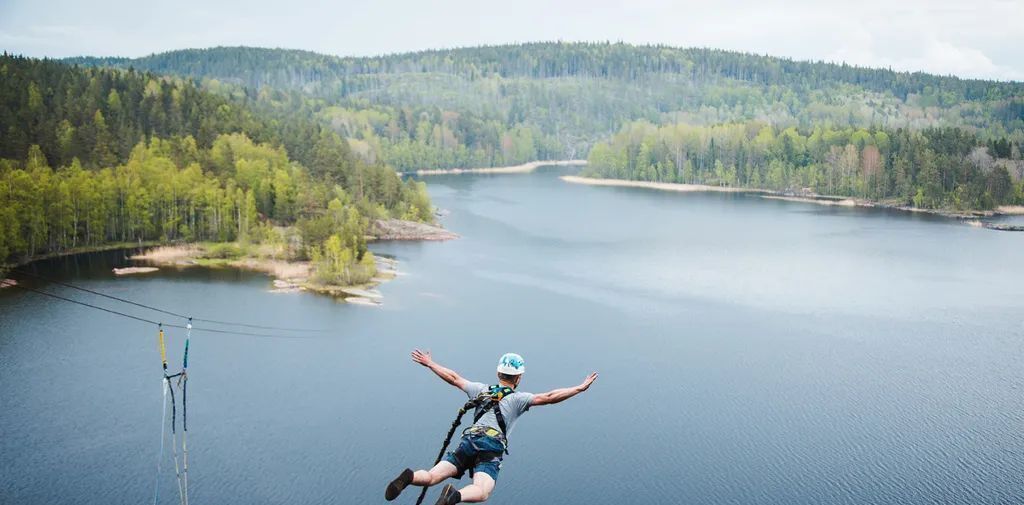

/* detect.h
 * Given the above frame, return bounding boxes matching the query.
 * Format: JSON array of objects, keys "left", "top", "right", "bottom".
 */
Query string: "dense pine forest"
[
  {"left": 69, "top": 43, "right": 1024, "bottom": 176},
  {"left": 0, "top": 54, "right": 432, "bottom": 278}
]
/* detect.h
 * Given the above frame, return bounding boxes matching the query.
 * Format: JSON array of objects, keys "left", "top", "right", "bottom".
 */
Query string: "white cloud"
[{"left": 821, "top": 1, "right": 1024, "bottom": 80}]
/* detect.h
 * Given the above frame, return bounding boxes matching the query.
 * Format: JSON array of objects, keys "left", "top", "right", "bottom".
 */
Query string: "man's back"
[{"left": 463, "top": 382, "right": 534, "bottom": 435}]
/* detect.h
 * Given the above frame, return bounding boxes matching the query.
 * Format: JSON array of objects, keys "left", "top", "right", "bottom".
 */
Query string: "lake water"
[{"left": 2, "top": 167, "right": 1023, "bottom": 505}]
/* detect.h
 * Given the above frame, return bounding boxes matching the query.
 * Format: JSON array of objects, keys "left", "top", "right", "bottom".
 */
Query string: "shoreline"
[
  {"left": 997, "top": 205, "right": 1024, "bottom": 216},
  {"left": 560, "top": 175, "right": 764, "bottom": 194},
  {"left": 410, "top": 159, "right": 587, "bottom": 176},
  {"left": 369, "top": 218, "right": 459, "bottom": 241},
  {"left": 1, "top": 241, "right": 161, "bottom": 278},
  {"left": 3, "top": 218, "right": 454, "bottom": 303},
  {"left": 561, "top": 175, "right": 1024, "bottom": 230},
  {"left": 129, "top": 244, "right": 399, "bottom": 304}
]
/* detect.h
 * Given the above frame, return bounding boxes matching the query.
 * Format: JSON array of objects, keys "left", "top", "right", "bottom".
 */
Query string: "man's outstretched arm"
[
  {"left": 411, "top": 349, "right": 469, "bottom": 391},
  {"left": 531, "top": 372, "right": 598, "bottom": 407}
]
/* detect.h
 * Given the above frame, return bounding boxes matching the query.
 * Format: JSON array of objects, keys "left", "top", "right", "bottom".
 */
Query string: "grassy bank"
[
  {"left": 1, "top": 213, "right": 454, "bottom": 303},
  {"left": 2, "top": 237, "right": 399, "bottom": 305},
  {"left": 130, "top": 242, "right": 396, "bottom": 302}
]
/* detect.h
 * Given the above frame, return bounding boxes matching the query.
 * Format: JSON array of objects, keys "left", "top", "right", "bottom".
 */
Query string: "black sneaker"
[
  {"left": 434, "top": 483, "right": 460, "bottom": 505},
  {"left": 385, "top": 468, "right": 414, "bottom": 501}
]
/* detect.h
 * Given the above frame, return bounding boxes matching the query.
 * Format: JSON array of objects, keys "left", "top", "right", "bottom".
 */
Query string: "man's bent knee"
[
  {"left": 459, "top": 472, "right": 496, "bottom": 503},
  {"left": 428, "top": 470, "right": 448, "bottom": 485},
  {"left": 423, "top": 461, "right": 458, "bottom": 486}
]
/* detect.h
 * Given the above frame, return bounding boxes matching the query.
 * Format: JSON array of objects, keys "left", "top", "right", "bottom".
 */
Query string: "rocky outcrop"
[
  {"left": 369, "top": 219, "right": 459, "bottom": 241},
  {"left": 983, "top": 223, "right": 1024, "bottom": 232}
]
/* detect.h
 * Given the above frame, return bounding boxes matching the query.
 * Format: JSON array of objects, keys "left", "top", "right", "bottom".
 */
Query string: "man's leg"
[
  {"left": 413, "top": 461, "right": 459, "bottom": 487},
  {"left": 386, "top": 461, "right": 458, "bottom": 501},
  {"left": 456, "top": 472, "right": 496, "bottom": 503}
]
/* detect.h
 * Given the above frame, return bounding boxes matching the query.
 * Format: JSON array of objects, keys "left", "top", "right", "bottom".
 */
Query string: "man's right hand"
[
  {"left": 578, "top": 372, "right": 599, "bottom": 392},
  {"left": 411, "top": 349, "right": 433, "bottom": 367},
  {"left": 411, "top": 349, "right": 468, "bottom": 390}
]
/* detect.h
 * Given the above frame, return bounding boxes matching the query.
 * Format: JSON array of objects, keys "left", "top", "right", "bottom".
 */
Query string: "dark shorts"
[{"left": 443, "top": 434, "right": 505, "bottom": 481}]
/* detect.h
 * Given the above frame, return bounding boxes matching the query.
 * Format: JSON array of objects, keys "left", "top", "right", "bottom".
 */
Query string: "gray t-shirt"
[{"left": 463, "top": 381, "right": 534, "bottom": 436}]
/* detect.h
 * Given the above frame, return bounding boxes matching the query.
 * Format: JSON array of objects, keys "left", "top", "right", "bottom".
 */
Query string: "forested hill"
[
  {"left": 67, "top": 44, "right": 1024, "bottom": 171},
  {"left": 67, "top": 43, "right": 1023, "bottom": 103},
  {"left": 0, "top": 54, "right": 432, "bottom": 273},
  {"left": 3, "top": 53, "right": 331, "bottom": 173}
]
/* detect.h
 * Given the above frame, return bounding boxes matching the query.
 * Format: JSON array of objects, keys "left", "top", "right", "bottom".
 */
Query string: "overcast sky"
[{"left": 1, "top": 0, "right": 1021, "bottom": 81}]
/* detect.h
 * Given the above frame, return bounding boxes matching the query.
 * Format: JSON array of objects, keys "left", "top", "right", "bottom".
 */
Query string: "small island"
[{"left": 119, "top": 216, "right": 457, "bottom": 303}]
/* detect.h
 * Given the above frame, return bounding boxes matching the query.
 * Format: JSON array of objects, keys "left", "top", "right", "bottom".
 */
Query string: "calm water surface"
[{"left": 2, "top": 168, "right": 1023, "bottom": 504}]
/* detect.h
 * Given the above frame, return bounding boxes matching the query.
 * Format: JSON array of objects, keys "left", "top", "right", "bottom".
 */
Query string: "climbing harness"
[
  {"left": 414, "top": 385, "right": 515, "bottom": 505},
  {"left": 153, "top": 321, "right": 191, "bottom": 505}
]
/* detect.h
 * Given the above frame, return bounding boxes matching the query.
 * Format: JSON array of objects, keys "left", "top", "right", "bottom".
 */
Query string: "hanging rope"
[
  {"left": 415, "top": 403, "right": 474, "bottom": 505},
  {"left": 168, "top": 380, "right": 184, "bottom": 505},
  {"left": 153, "top": 375, "right": 169, "bottom": 505},
  {"left": 180, "top": 320, "right": 191, "bottom": 505},
  {"left": 153, "top": 323, "right": 188, "bottom": 505}
]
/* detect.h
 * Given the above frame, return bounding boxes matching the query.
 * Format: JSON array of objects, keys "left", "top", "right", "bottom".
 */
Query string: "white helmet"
[{"left": 496, "top": 353, "right": 525, "bottom": 376}]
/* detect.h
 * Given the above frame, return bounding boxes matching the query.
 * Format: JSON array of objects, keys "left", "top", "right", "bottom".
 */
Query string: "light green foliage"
[
  {"left": 0, "top": 133, "right": 422, "bottom": 269},
  {"left": 204, "top": 242, "right": 250, "bottom": 259},
  {"left": 309, "top": 233, "right": 377, "bottom": 287},
  {"left": 0, "top": 56, "right": 436, "bottom": 266},
  {"left": 396, "top": 180, "right": 433, "bottom": 222}
]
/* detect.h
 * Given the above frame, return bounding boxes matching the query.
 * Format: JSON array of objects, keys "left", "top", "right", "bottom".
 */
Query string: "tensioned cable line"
[
  {"left": 7, "top": 283, "right": 319, "bottom": 340},
  {"left": 11, "top": 268, "right": 330, "bottom": 332},
  {"left": 5, "top": 272, "right": 322, "bottom": 505}
]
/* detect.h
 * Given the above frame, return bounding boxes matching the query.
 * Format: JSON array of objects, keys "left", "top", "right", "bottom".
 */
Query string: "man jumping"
[{"left": 385, "top": 350, "right": 598, "bottom": 505}]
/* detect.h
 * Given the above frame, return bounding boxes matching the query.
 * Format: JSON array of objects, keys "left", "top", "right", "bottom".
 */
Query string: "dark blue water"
[{"left": 2, "top": 168, "right": 1024, "bottom": 504}]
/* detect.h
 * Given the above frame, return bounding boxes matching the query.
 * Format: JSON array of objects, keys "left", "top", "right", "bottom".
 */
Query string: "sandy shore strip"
[
  {"left": 760, "top": 194, "right": 1005, "bottom": 220},
  {"left": 340, "top": 287, "right": 383, "bottom": 300},
  {"left": 129, "top": 244, "right": 400, "bottom": 302},
  {"left": 131, "top": 244, "right": 203, "bottom": 263},
  {"left": 561, "top": 176, "right": 1024, "bottom": 229},
  {"left": 413, "top": 159, "right": 587, "bottom": 176},
  {"left": 131, "top": 245, "right": 312, "bottom": 280},
  {"left": 113, "top": 266, "right": 159, "bottom": 275},
  {"left": 762, "top": 195, "right": 858, "bottom": 207},
  {"left": 344, "top": 297, "right": 381, "bottom": 306},
  {"left": 560, "top": 175, "right": 765, "bottom": 193}
]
